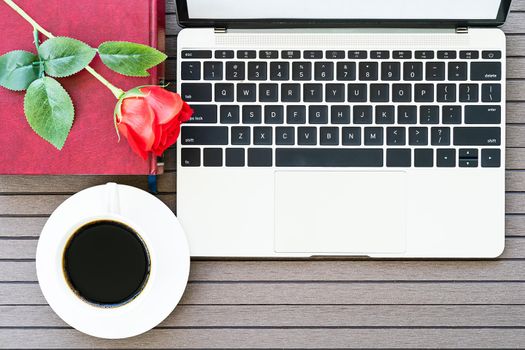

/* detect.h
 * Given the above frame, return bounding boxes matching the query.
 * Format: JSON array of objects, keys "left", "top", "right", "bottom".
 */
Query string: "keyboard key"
[
  {"left": 393, "top": 50, "right": 412, "bottom": 59},
  {"left": 182, "top": 126, "right": 228, "bottom": 145},
  {"left": 220, "top": 105, "right": 239, "bottom": 124},
  {"left": 181, "top": 83, "right": 212, "bottom": 102},
  {"left": 248, "top": 62, "right": 268, "bottom": 80},
  {"left": 459, "top": 148, "right": 478, "bottom": 159},
  {"left": 320, "top": 127, "right": 339, "bottom": 145},
  {"left": 331, "top": 106, "right": 351, "bottom": 124},
  {"left": 225, "top": 62, "right": 245, "bottom": 80},
  {"left": 398, "top": 106, "right": 417, "bottom": 124},
  {"left": 292, "top": 62, "right": 312, "bottom": 80},
  {"left": 265, "top": 105, "right": 284, "bottom": 124},
  {"left": 325, "top": 84, "right": 345, "bottom": 102},
  {"left": 237, "top": 50, "right": 256, "bottom": 59},
  {"left": 437, "top": 149, "right": 456, "bottom": 167},
  {"left": 327, "top": 50, "right": 345, "bottom": 59},
  {"left": 420, "top": 106, "right": 439, "bottom": 124},
  {"left": 448, "top": 62, "right": 468, "bottom": 80},
  {"left": 460, "top": 50, "right": 479, "bottom": 59},
  {"left": 287, "top": 106, "right": 306, "bottom": 124},
  {"left": 342, "top": 127, "right": 361, "bottom": 145},
  {"left": 242, "top": 106, "right": 262, "bottom": 124},
  {"left": 182, "top": 50, "right": 211, "bottom": 59},
  {"left": 348, "top": 84, "right": 367, "bottom": 102},
  {"left": 349, "top": 50, "right": 367, "bottom": 59},
  {"left": 414, "top": 84, "right": 434, "bottom": 102},
  {"left": 248, "top": 148, "right": 272, "bottom": 167},
  {"left": 426, "top": 62, "right": 445, "bottom": 80},
  {"left": 371, "top": 50, "right": 389, "bottom": 59},
  {"left": 309, "top": 105, "right": 328, "bottom": 124},
  {"left": 387, "top": 149, "right": 411, "bottom": 167},
  {"left": 259, "top": 50, "right": 278, "bottom": 59},
  {"left": 482, "top": 50, "right": 501, "bottom": 59},
  {"left": 431, "top": 127, "right": 451, "bottom": 145},
  {"left": 298, "top": 127, "right": 317, "bottom": 145},
  {"left": 376, "top": 105, "right": 395, "bottom": 124},
  {"left": 237, "top": 83, "right": 257, "bottom": 102},
  {"left": 259, "top": 84, "right": 278, "bottom": 102},
  {"left": 459, "top": 159, "right": 478, "bottom": 167},
  {"left": 304, "top": 50, "right": 323, "bottom": 59},
  {"left": 481, "top": 149, "right": 501, "bottom": 167},
  {"left": 359, "top": 62, "right": 378, "bottom": 80},
  {"left": 465, "top": 105, "right": 501, "bottom": 124},
  {"left": 281, "top": 50, "right": 300, "bottom": 59},
  {"left": 482, "top": 84, "right": 501, "bottom": 102},
  {"left": 370, "top": 84, "right": 389, "bottom": 102},
  {"left": 471, "top": 62, "right": 501, "bottom": 80},
  {"left": 353, "top": 105, "right": 373, "bottom": 124},
  {"left": 253, "top": 127, "right": 273, "bottom": 145},
  {"left": 203, "top": 148, "right": 223, "bottom": 167},
  {"left": 437, "top": 84, "right": 456, "bottom": 102},
  {"left": 181, "top": 148, "right": 200, "bottom": 167},
  {"left": 414, "top": 149, "right": 433, "bottom": 167},
  {"left": 188, "top": 105, "right": 217, "bottom": 123},
  {"left": 409, "top": 127, "right": 428, "bottom": 146},
  {"left": 315, "top": 62, "right": 334, "bottom": 80},
  {"left": 442, "top": 106, "right": 462, "bottom": 124},
  {"left": 270, "top": 62, "right": 290, "bottom": 80},
  {"left": 225, "top": 148, "right": 245, "bottom": 167},
  {"left": 381, "top": 62, "right": 401, "bottom": 81},
  {"left": 415, "top": 51, "right": 434, "bottom": 59},
  {"left": 304, "top": 84, "right": 323, "bottom": 102},
  {"left": 387, "top": 127, "right": 406, "bottom": 146},
  {"left": 215, "top": 83, "right": 234, "bottom": 102},
  {"left": 215, "top": 50, "right": 234, "bottom": 59},
  {"left": 336, "top": 62, "right": 356, "bottom": 80},
  {"left": 437, "top": 51, "right": 456, "bottom": 59},
  {"left": 392, "top": 84, "right": 412, "bottom": 102},
  {"left": 276, "top": 127, "right": 295, "bottom": 145},
  {"left": 403, "top": 62, "right": 423, "bottom": 80},
  {"left": 453, "top": 127, "right": 501, "bottom": 146},
  {"left": 231, "top": 126, "right": 250, "bottom": 145},
  {"left": 203, "top": 62, "right": 223, "bottom": 80},
  {"left": 281, "top": 83, "right": 301, "bottom": 102},
  {"left": 459, "top": 84, "right": 479, "bottom": 102},
  {"left": 276, "top": 148, "right": 383, "bottom": 167},
  {"left": 181, "top": 61, "right": 201, "bottom": 80},
  {"left": 364, "top": 127, "right": 383, "bottom": 145}
]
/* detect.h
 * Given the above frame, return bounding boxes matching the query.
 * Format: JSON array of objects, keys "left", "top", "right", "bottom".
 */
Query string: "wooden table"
[{"left": 2, "top": 1, "right": 525, "bottom": 348}]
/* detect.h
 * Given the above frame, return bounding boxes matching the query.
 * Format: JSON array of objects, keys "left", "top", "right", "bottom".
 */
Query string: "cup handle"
[{"left": 106, "top": 183, "right": 121, "bottom": 215}]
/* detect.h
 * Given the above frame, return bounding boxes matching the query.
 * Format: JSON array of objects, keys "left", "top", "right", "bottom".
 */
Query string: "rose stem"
[{"left": 3, "top": 0, "right": 125, "bottom": 99}]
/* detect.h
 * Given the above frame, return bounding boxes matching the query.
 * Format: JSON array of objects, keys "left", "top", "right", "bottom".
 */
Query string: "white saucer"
[{"left": 36, "top": 183, "right": 190, "bottom": 339}]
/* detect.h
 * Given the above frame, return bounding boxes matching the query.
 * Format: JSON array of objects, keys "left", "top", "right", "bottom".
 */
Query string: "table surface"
[{"left": 2, "top": 1, "right": 525, "bottom": 348}]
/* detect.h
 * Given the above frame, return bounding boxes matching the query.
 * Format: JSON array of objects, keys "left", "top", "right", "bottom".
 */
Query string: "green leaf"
[
  {"left": 0, "top": 50, "right": 40, "bottom": 91},
  {"left": 24, "top": 77, "right": 75, "bottom": 150},
  {"left": 38, "top": 37, "right": 96, "bottom": 78},
  {"left": 98, "top": 41, "right": 167, "bottom": 77}
]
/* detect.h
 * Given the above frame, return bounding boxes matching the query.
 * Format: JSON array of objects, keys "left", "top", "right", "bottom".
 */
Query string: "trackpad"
[{"left": 274, "top": 171, "right": 407, "bottom": 254}]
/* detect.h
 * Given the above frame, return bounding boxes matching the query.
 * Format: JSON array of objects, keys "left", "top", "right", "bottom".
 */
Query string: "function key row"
[{"left": 181, "top": 50, "right": 501, "bottom": 60}]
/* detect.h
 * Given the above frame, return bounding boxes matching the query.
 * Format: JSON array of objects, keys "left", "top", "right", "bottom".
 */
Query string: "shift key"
[
  {"left": 453, "top": 127, "right": 500, "bottom": 146},
  {"left": 181, "top": 83, "right": 212, "bottom": 102},
  {"left": 182, "top": 126, "right": 228, "bottom": 145}
]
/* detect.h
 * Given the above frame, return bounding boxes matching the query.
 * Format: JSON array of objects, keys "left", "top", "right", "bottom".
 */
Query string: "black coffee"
[{"left": 63, "top": 220, "right": 150, "bottom": 306}]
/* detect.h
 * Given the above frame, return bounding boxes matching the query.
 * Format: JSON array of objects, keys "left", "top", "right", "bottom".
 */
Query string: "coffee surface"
[{"left": 63, "top": 220, "right": 150, "bottom": 306}]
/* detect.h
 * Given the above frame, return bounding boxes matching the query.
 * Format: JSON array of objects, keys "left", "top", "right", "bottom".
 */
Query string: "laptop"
[{"left": 175, "top": 0, "right": 509, "bottom": 258}]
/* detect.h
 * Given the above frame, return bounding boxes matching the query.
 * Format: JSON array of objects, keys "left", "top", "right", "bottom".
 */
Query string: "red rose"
[{"left": 116, "top": 86, "right": 193, "bottom": 159}]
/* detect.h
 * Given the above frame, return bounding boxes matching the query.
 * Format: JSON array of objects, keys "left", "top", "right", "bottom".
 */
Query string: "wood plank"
[
  {"left": 166, "top": 0, "right": 175, "bottom": 13},
  {"left": 508, "top": 57, "right": 525, "bottom": 78},
  {"left": 2, "top": 281, "right": 524, "bottom": 306},
  {"left": 1, "top": 328, "right": 524, "bottom": 349},
  {"left": 512, "top": 0, "right": 525, "bottom": 11},
  {"left": 1, "top": 305, "right": 523, "bottom": 328},
  {"left": 507, "top": 102, "right": 525, "bottom": 123},
  {"left": 501, "top": 12, "right": 525, "bottom": 34},
  {"left": 507, "top": 147, "right": 525, "bottom": 169}
]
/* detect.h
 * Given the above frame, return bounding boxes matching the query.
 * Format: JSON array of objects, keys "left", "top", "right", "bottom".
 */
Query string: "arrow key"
[
  {"left": 481, "top": 149, "right": 501, "bottom": 167},
  {"left": 437, "top": 149, "right": 456, "bottom": 167}
]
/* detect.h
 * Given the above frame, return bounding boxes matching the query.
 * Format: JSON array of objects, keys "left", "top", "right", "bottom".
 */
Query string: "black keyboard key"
[
  {"left": 325, "top": 84, "right": 345, "bottom": 102},
  {"left": 460, "top": 51, "right": 479, "bottom": 60},
  {"left": 353, "top": 106, "right": 373, "bottom": 124},
  {"left": 182, "top": 50, "right": 211, "bottom": 59},
  {"left": 276, "top": 127, "right": 295, "bottom": 145},
  {"left": 414, "top": 84, "right": 434, "bottom": 102},
  {"left": 237, "top": 83, "right": 257, "bottom": 102},
  {"left": 315, "top": 62, "right": 334, "bottom": 80},
  {"left": 226, "top": 148, "right": 245, "bottom": 167},
  {"left": 242, "top": 106, "right": 262, "bottom": 124},
  {"left": 253, "top": 127, "right": 273, "bottom": 145},
  {"left": 181, "top": 61, "right": 201, "bottom": 80},
  {"left": 181, "top": 83, "right": 212, "bottom": 102},
  {"left": 287, "top": 106, "right": 306, "bottom": 124},
  {"left": 259, "top": 84, "right": 278, "bottom": 102},
  {"left": 376, "top": 105, "right": 395, "bottom": 124},
  {"left": 459, "top": 148, "right": 478, "bottom": 159},
  {"left": 482, "top": 84, "right": 501, "bottom": 102},
  {"left": 225, "top": 62, "right": 245, "bottom": 80},
  {"left": 448, "top": 62, "right": 468, "bottom": 81},
  {"left": 442, "top": 106, "right": 462, "bottom": 124},
  {"left": 188, "top": 105, "right": 217, "bottom": 123},
  {"left": 437, "top": 84, "right": 456, "bottom": 102},
  {"left": 215, "top": 83, "right": 234, "bottom": 102},
  {"left": 220, "top": 105, "right": 239, "bottom": 124},
  {"left": 415, "top": 51, "right": 434, "bottom": 59},
  {"left": 348, "top": 84, "right": 367, "bottom": 102},
  {"left": 231, "top": 126, "right": 250, "bottom": 145},
  {"left": 276, "top": 148, "right": 383, "bottom": 167},
  {"left": 387, "top": 127, "right": 406, "bottom": 146},
  {"left": 337, "top": 62, "right": 356, "bottom": 81},
  {"left": 426, "top": 62, "right": 445, "bottom": 80},
  {"left": 342, "top": 127, "right": 361, "bottom": 146},
  {"left": 182, "top": 126, "right": 228, "bottom": 145},
  {"left": 431, "top": 127, "right": 451, "bottom": 146},
  {"left": 281, "top": 50, "right": 300, "bottom": 59},
  {"left": 381, "top": 62, "right": 401, "bottom": 81},
  {"left": 304, "top": 50, "right": 323, "bottom": 59},
  {"left": 348, "top": 50, "right": 367, "bottom": 59},
  {"left": 265, "top": 105, "right": 284, "bottom": 124},
  {"left": 465, "top": 105, "right": 501, "bottom": 124},
  {"left": 414, "top": 149, "right": 433, "bottom": 167},
  {"left": 259, "top": 50, "right": 278, "bottom": 59},
  {"left": 203, "top": 62, "right": 223, "bottom": 80},
  {"left": 459, "top": 84, "right": 479, "bottom": 102},
  {"left": 370, "top": 84, "right": 389, "bottom": 102},
  {"left": 331, "top": 106, "right": 351, "bottom": 124},
  {"left": 387, "top": 149, "right": 411, "bottom": 167},
  {"left": 437, "top": 149, "right": 456, "bottom": 167},
  {"left": 320, "top": 127, "right": 339, "bottom": 146},
  {"left": 270, "top": 62, "right": 289, "bottom": 80},
  {"left": 298, "top": 127, "right": 317, "bottom": 145},
  {"left": 437, "top": 51, "right": 456, "bottom": 59},
  {"left": 248, "top": 148, "right": 272, "bottom": 167},
  {"left": 181, "top": 148, "right": 200, "bottom": 167},
  {"left": 392, "top": 84, "right": 412, "bottom": 102},
  {"left": 292, "top": 62, "right": 312, "bottom": 81},
  {"left": 359, "top": 62, "right": 378, "bottom": 80},
  {"left": 327, "top": 50, "right": 345, "bottom": 59},
  {"left": 481, "top": 149, "right": 501, "bottom": 167},
  {"left": 304, "top": 84, "right": 323, "bottom": 102},
  {"left": 409, "top": 127, "right": 428, "bottom": 146},
  {"left": 453, "top": 127, "right": 501, "bottom": 146},
  {"left": 403, "top": 62, "right": 423, "bottom": 80},
  {"left": 281, "top": 83, "right": 301, "bottom": 102},
  {"left": 420, "top": 106, "right": 439, "bottom": 124},
  {"left": 364, "top": 127, "right": 383, "bottom": 145},
  {"left": 459, "top": 159, "right": 478, "bottom": 168},
  {"left": 371, "top": 50, "right": 389, "bottom": 59},
  {"left": 248, "top": 62, "right": 268, "bottom": 80},
  {"left": 203, "top": 148, "right": 223, "bottom": 167},
  {"left": 393, "top": 51, "right": 412, "bottom": 59},
  {"left": 482, "top": 51, "right": 501, "bottom": 59},
  {"left": 215, "top": 50, "right": 234, "bottom": 59},
  {"left": 471, "top": 62, "right": 501, "bottom": 81},
  {"left": 398, "top": 106, "right": 417, "bottom": 124},
  {"left": 237, "top": 50, "right": 256, "bottom": 59},
  {"left": 309, "top": 105, "right": 329, "bottom": 124}
]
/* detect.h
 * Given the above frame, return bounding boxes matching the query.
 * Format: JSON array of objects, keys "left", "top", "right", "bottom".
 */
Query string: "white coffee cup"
[{"left": 36, "top": 183, "right": 190, "bottom": 339}]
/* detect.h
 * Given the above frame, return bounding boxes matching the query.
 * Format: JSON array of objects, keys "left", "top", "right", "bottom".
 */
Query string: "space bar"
[{"left": 276, "top": 148, "right": 384, "bottom": 167}]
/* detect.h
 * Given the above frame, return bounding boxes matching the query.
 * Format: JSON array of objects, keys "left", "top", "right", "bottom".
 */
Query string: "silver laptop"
[{"left": 175, "top": 0, "right": 509, "bottom": 258}]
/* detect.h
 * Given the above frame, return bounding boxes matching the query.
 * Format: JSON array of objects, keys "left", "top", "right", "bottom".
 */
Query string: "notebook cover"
[{"left": 0, "top": 0, "right": 165, "bottom": 174}]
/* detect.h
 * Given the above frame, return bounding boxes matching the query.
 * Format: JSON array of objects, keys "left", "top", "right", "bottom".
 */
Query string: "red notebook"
[{"left": 0, "top": 0, "right": 165, "bottom": 174}]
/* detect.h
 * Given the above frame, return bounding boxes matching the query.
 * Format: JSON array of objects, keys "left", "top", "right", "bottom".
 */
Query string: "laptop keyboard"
[{"left": 179, "top": 49, "right": 503, "bottom": 168}]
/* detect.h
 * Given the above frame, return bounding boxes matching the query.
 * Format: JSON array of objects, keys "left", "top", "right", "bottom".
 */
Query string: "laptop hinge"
[
  {"left": 214, "top": 27, "right": 227, "bottom": 33},
  {"left": 456, "top": 26, "right": 469, "bottom": 34}
]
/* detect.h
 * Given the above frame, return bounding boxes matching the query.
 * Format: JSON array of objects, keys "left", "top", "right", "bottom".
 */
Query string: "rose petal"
[
  {"left": 140, "top": 86, "right": 183, "bottom": 125},
  {"left": 118, "top": 97, "right": 157, "bottom": 158}
]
